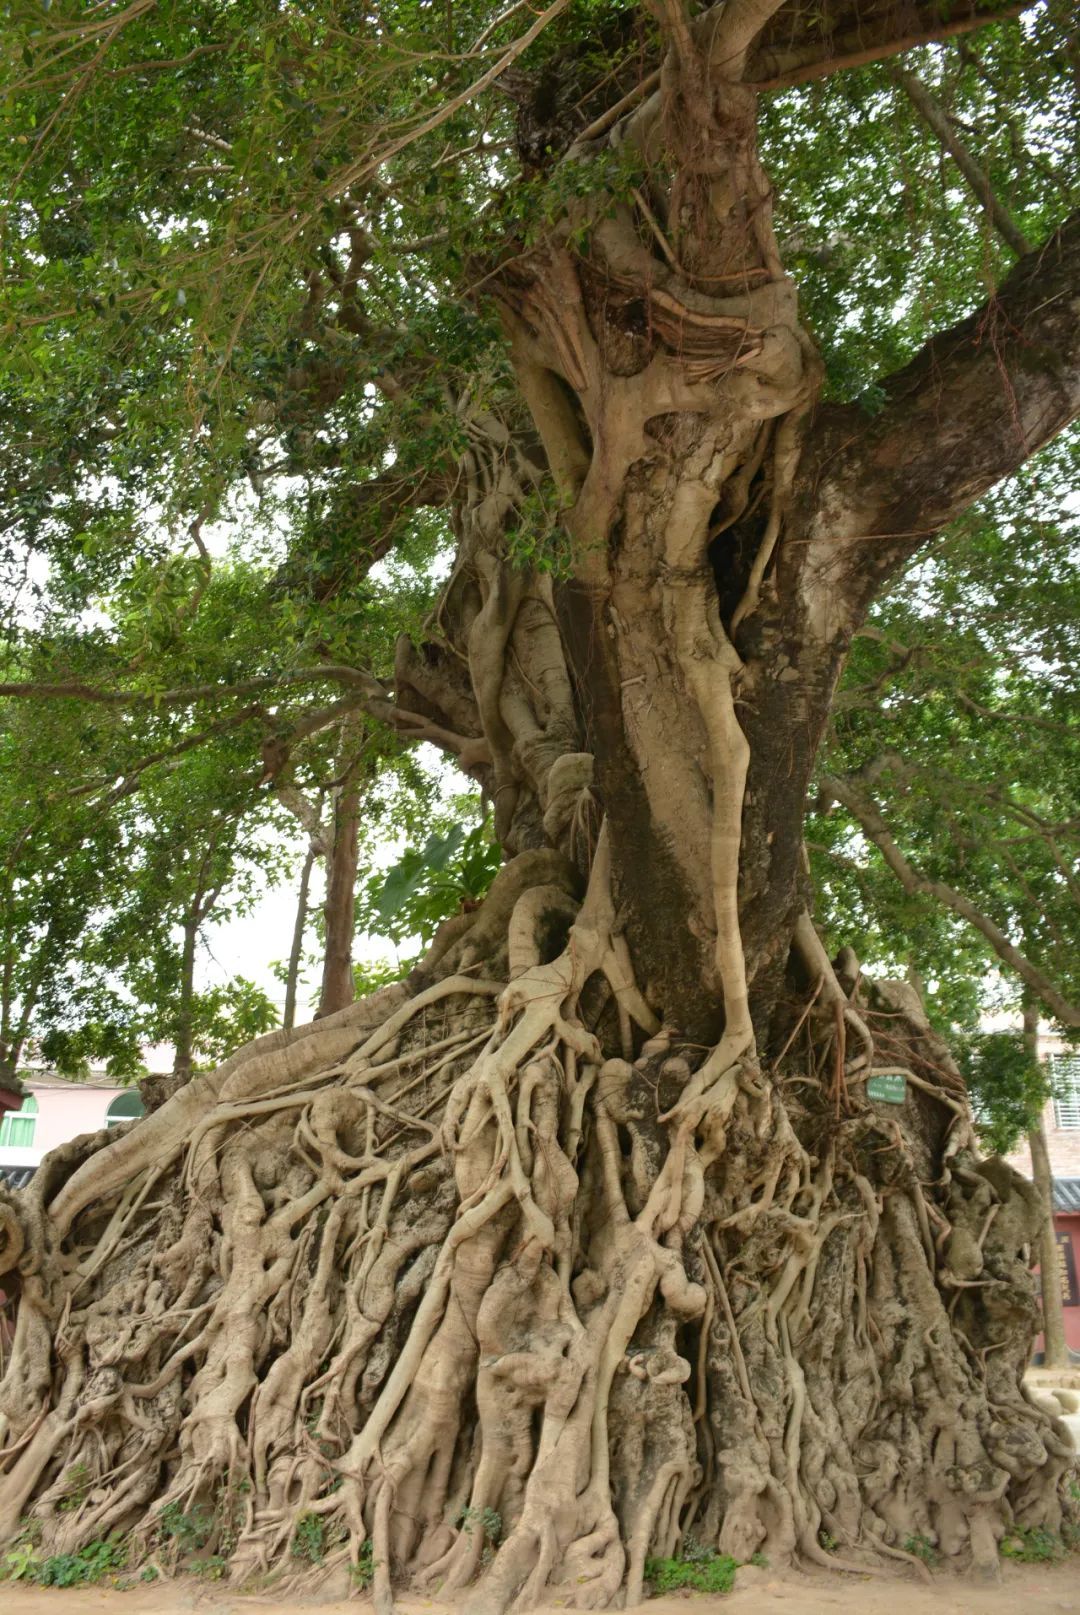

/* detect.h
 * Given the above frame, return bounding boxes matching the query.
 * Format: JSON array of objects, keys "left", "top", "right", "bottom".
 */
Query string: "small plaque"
[
  {"left": 1055, "top": 1230, "right": 1079, "bottom": 1307},
  {"left": 866, "top": 1072, "right": 907, "bottom": 1105}
]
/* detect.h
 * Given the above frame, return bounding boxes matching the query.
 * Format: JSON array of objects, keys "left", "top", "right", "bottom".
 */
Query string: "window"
[
  {"left": 1051, "top": 1054, "right": 1080, "bottom": 1131},
  {"left": 105, "top": 1091, "right": 145, "bottom": 1127},
  {"left": 0, "top": 1093, "right": 37, "bottom": 1149}
]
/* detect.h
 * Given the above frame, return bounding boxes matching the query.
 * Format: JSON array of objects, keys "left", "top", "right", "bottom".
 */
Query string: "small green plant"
[
  {"left": 351, "top": 1539, "right": 377, "bottom": 1589},
  {"left": 198, "top": 1554, "right": 229, "bottom": 1580},
  {"left": 1, "top": 1542, "right": 41, "bottom": 1581},
  {"left": 817, "top": 1528, "right": 838, "bottom": 1553},
  {"left": 292, "top": 1511, "right": 325, "bottom": 1564},
  {"left": 357, "top": 820, "right": 501, "bottom": 958},
  {"left": 644, "top": 1551, "right": 739, "bottom": 1595},
  {"left": 35, "top": 1537, "right": 126, "bottom": 1586},
  {"left": 458, "top": 1505, "right": 503, "bottom": 1567},
  {"left": 1000, "top": 1525, "right": 1065, "bottom": 1564},
  {"left": 748, "top": 1551, "right": 769, "bottom": 1568},
  {"left": 140, "top": 1565, "right": 160, "bottom": 1582},
  {"left": 904, "top": 1532, "right": 939, "bottom": 1567},
  {"left": 458, "top": 1505, "right": 503, "bottom": 1543},
  {"left": 159, "top": 1500, "right": 214, "bottom": 1551}
]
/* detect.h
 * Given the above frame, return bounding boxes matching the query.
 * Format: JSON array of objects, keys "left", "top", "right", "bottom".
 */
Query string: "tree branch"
[
  {"left": 795, "top": 210, "right": 1080, "bottom": 629},
  {"left": 820, "top": 770, "right": 1080, "bottom": 1026},
  {"left": 0, "top": 664, "right": 388, "bottom": 707},
  {"left": 746, "top": 0, "right": 1030, "bottom": 90},
  {"left": 894, "top": 68, "right": 1032, "bottom": 256}
]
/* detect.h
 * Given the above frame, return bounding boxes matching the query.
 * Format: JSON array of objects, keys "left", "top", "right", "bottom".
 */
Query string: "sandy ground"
[{"left": 3, "top": 1560, "right": 1079, "bottom": 1615}]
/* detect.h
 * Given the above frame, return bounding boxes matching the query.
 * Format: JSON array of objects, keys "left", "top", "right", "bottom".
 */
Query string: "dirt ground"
[{"left": 3, "top": 1560, "right": 1078, "bottom": 1615}]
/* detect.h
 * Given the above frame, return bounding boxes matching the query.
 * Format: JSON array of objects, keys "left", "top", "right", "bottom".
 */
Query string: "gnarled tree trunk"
[{"left": 1, "top": 6, "right": 1079, "bottom": 1605}]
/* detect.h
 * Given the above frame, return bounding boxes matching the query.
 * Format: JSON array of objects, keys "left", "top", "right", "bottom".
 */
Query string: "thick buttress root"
[{"left": 0, "top": 845, "right": 1072, "bottom": 1606}]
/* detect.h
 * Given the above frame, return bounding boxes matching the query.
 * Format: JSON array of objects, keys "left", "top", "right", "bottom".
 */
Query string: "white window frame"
[
  {"left": 0, "top": 1093, "right": 38, "bottom": 1148},
  {"left": 105, "top": 1090, "right": 145, "bottom": 1128},
  {"left": 1050, "top": 1054, "right": 1080, "bottom": 1131}
]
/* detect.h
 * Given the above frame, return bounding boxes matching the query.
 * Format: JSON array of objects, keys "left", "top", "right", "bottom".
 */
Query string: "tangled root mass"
[{"left": 0, "top": 841, "right": 1073, "bottom": 1608}]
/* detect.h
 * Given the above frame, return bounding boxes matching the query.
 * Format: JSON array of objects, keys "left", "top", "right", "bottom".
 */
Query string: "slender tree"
[{"left": 0, "top": 0, "right": 1078, "bottom": 1598}]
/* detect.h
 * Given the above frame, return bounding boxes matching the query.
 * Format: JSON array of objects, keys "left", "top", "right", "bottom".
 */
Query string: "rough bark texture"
[{"left": 1, "top": 5, "right": 1078, "bottom": 1605}]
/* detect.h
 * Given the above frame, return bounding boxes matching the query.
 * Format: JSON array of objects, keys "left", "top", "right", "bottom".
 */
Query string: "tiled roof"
[
  {"left": 0, "top": 1166, "right": 35, "bottom": 1190},
  {"left": 22, "top": 1070, "right": 119, "bottom": 1091},
  {"left": 17, "top": 1066, "right": 167, "bottom": 1091},
  {"left": 1055, "top": 1178, "right": 1080, "bottom": 1214}
]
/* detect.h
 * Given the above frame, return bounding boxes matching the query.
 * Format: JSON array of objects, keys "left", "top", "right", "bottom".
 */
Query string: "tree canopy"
[{"left": 2, "top": 0, "right": 1076, "bottom": 1076}]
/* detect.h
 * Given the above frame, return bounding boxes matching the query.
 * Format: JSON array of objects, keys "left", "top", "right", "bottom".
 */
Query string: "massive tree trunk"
[{"left": 1, "top": 7, "right": 1079, "bottom": 1603}]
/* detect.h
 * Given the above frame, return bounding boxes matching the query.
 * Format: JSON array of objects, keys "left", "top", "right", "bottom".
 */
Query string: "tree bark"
[{"left": 1025, "top": 1004, "right": 1069, "bottom": 1371}]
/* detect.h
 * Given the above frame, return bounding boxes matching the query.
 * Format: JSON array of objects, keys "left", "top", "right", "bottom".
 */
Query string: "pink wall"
[
  {"left": 1, "top": 1083, "right": 135, "bottom": 1170},
  {"left": 34, "top": 1086, "right": 121, "bottom": 1153}
]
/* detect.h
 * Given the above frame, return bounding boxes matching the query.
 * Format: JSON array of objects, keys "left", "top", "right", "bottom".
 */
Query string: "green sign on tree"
[{"left": 867, "top": 1072, "right": 908, "bottom": 1105}]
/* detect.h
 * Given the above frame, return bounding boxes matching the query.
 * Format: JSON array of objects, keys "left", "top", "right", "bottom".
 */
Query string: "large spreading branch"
[
  {"left": 795, "top": 210, "right": 1080, "bottom": 630},
  {"left": 747, "top": 0, "right": 1030, "bottom": 88}
]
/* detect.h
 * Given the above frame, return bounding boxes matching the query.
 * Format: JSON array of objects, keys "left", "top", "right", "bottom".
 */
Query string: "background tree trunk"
[
  {"left": 284, "top": 841, "right": 316, "bottom": 1032},
  {"left": 171, "top": 913, "right": 198, "bottom": 1082},
  {"left": 317, "top": 773, "right": 360, "bottom": 1018},
  {"left": 1025, "top": 1002, "right": 1069, "bottom": 1371}
]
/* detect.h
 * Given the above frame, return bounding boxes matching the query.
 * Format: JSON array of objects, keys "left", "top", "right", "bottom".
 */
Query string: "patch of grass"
[
  {"left": 1000, "top": 1525, "right": 1066, "bottom": 1564},
  {"left": 644, "top": 1551, "right": 739, "bottom": 1595},
  {"left": 904, "top": 1532, "right": 939, "bottom": 1567},
  {"left": 292, "top": 1511, "right": 325, "bottom": 1564}
]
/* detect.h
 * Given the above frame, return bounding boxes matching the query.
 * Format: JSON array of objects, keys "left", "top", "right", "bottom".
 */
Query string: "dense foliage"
[{"left": 1, "top": 0, "right": 1076, "bottom": 1082}]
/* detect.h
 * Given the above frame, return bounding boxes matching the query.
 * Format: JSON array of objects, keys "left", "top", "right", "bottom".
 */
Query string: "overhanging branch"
[
  {"left": 820, "top": 770, "right": 1080, "bottom": 1026},
  {"left": 746, "top": 0, "right": 1030, "bottom": 90},
  {"left": 894, "top": 67, "right": 1032, "bottom": 256},
  {"left": 795, "top": 210, "right": 1080, "bottom": 624}
]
